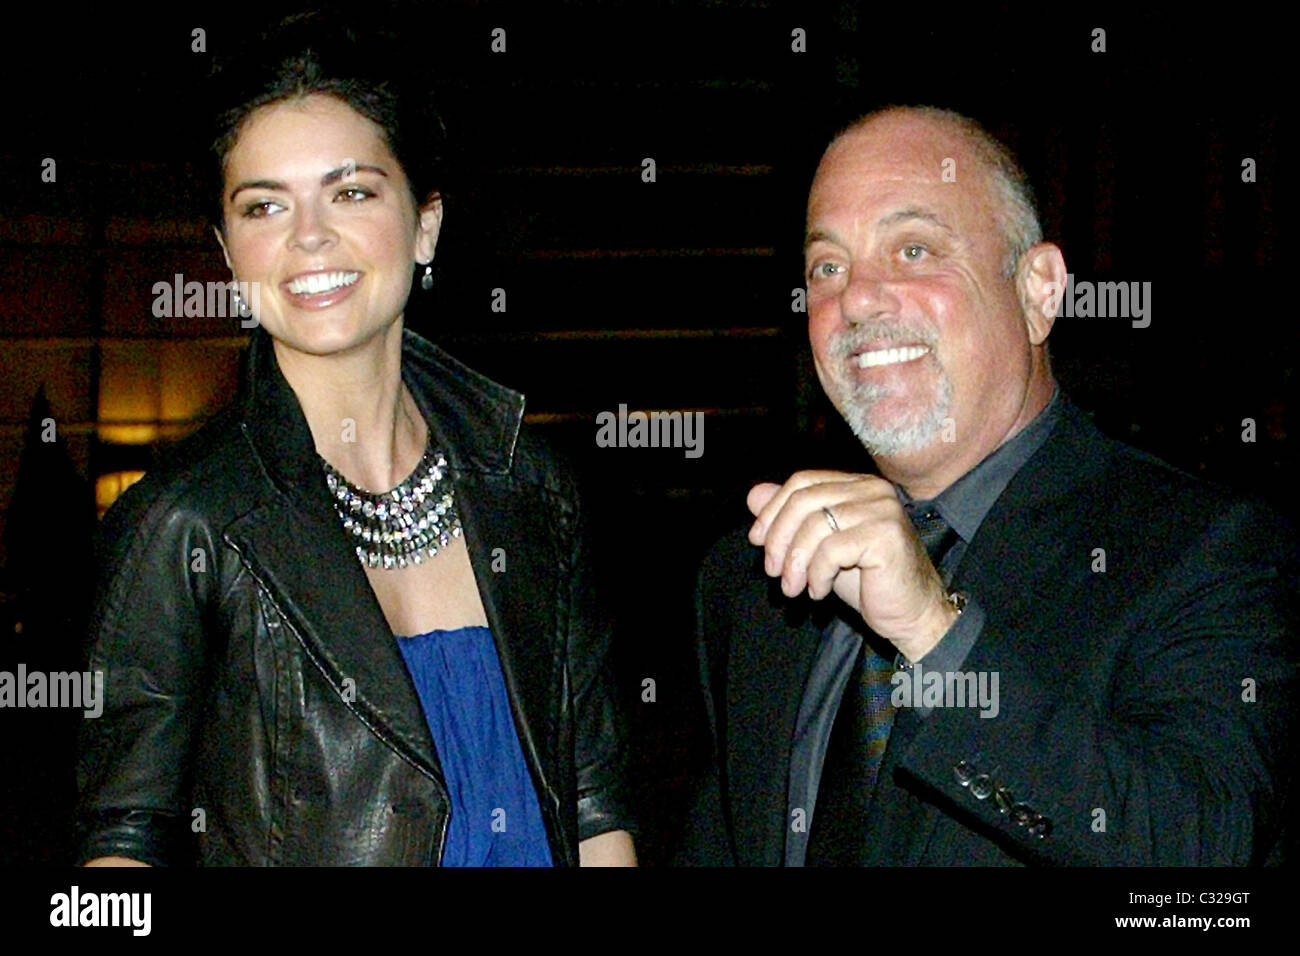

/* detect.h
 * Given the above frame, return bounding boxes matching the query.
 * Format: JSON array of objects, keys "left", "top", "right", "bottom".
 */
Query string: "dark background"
[{"left": 0, "top": 1, "right": 1292, "bottom": 866}]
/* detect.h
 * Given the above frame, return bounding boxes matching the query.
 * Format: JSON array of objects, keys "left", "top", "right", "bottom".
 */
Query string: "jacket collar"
[{"left": 238, "top": 323, "right": 525, "bottom": 516}]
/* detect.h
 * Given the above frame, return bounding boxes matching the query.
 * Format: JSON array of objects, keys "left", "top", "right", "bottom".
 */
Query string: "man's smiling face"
[{"left": 804, "top": 111, "right": 1035, "bottom": 473}]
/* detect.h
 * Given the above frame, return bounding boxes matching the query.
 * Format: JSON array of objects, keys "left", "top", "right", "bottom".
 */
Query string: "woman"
[{"left": 75, "top": 25, "right": 636, "bottom": 866}]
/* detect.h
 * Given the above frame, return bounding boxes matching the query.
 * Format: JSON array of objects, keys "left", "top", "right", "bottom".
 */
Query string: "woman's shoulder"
[
  {"left": 97, "top": 402, "right": 260, "bottom": 543},
  {"left": 507, "top": 422, "right": 583, "bottom": 502}
]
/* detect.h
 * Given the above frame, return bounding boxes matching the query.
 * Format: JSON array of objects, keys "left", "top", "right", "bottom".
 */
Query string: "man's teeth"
[
  {"left": 856, "top": 345, "right": 929, "bottom": 369},
  {"left": 287, "top": 271, "right": 360, "bottom": 295}
]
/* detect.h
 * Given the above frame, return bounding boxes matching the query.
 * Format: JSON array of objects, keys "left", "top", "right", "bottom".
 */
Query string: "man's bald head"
[{"left": 826, "top": 106, "right": 1042, "bottom": 279}]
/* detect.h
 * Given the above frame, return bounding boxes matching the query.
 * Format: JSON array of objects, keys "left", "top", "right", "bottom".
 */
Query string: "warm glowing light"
[{"left": 96, "top": 470, "right": 146, "bottom": 518}]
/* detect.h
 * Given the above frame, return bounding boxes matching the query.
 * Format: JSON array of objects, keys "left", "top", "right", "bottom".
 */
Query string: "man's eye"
[
  {"left": 901, "top": 243, "right": 928, "bottom": 261},
  {"left": 810, "top": 261, "right": 843, "bottom": 279}
]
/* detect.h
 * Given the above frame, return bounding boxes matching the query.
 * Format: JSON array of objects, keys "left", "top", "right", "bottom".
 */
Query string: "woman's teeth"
[
  {"left": 287, "top": 271, "right": 360, "bottom": 295},
  {"left": 855, "top": 345, "right": 929, "bottom": 369}
]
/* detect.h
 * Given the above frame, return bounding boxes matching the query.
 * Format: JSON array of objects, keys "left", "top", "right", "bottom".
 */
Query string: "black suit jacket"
[{"left": 678, "top": 396, "right": 1297, "bottom": 865}]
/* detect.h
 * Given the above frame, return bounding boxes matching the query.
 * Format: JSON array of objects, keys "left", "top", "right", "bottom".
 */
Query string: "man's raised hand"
[{"left": 747, "top": 470, "right": 958, "bottom": 661}]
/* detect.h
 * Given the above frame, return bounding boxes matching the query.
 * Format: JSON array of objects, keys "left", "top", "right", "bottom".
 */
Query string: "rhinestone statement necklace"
[{"left": 319, "top": 441, "right": 462, "bottom": 570}]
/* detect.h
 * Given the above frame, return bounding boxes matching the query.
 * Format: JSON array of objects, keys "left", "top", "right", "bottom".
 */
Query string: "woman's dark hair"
[{"left": 205, "top": 11, "right": 447, "bottom": 232}]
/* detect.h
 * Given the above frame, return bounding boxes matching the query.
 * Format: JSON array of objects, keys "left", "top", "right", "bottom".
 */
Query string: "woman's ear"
[
  {"left": 414, "top": 193, "right": 444, "bottom": 264},
  {"left": 214, "top": 225, "right": 235, "bottom": 273}
]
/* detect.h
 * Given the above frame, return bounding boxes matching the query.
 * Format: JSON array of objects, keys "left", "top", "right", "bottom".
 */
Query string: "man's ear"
[
  {"left": 1017, "top": 242, "right": 1066, "bottom": 346},
  {"left": 414, "top": 193, "right": 444, "bottom": 265},
  {"left": 213, "top": 225, "right": 235, "bottom": 273}
]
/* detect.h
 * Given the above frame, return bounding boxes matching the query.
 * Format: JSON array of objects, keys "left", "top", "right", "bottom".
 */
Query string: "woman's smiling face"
[{"left": 216, "top": 93, "right": 441, "bottom": 356}]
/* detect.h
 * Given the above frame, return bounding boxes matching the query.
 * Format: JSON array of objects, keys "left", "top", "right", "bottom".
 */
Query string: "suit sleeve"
[
  {"left": 74, "top": 478, "right": 221, "bottom": 866},
  {"left": 895, "top": 497, "right": 1298, "bottom": 865}
]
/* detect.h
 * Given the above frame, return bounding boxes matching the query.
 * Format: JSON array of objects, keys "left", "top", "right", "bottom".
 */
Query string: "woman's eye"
[
  {"left": 337, "top": 186, "right": 373, "bottom": 202},
  {"left": 901, "top": 243, "right": 928, "bottom": 261},
  {"left": 242, "top": 200, "right": 283, "bottom": 218},
  {"left": 810, "top": 261, "right": 842, "bottom": 279}
]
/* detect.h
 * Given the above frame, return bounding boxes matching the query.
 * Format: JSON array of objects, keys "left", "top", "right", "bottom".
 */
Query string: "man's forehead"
[
  {"left": 807, "top": 162, "right": 973, "bottom": 221},
  {"left": 821, "top": 122, "right": 970, "bottom": 180},
  {"left": 808, "top": 121, "right": 990, "bottom": 222},
  {"left": 838, "top": 111, "right": 970, "bottom": 152}
]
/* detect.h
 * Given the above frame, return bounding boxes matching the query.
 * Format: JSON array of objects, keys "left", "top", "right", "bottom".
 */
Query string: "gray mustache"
[{"left": 828, "top": 322, "right": 938, "bottom": 359}]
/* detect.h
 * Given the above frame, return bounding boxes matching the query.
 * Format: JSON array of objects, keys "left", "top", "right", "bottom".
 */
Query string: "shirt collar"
[{"left": 895, "top": 386, "right": 1063, "bottom": 541}]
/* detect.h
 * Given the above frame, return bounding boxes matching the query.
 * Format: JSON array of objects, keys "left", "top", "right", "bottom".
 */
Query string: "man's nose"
[
  {"left": 288, "top": 202, "right": 338, "bottom": 253},
  {"left": 840, "top": 266, "right": 901, "bottom": 324}
]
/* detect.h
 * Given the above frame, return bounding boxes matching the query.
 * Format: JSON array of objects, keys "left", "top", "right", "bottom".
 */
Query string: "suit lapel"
[
  {"left": 862, "top": 397, "right": 1111, "bottom": 863},
  {"left": 949, "top": 395, "right": 1107, "bottom": 614}
]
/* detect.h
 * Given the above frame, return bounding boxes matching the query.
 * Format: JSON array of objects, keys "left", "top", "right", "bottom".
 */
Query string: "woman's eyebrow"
[
  {"left": 320, "top": 163, "right": 389, "bottom": 186},
  {"left": 228, "top": 164, "right": 389, "bottom": 202}
]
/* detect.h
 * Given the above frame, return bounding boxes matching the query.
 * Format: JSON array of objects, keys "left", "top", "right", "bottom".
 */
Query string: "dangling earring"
[{"left": 420, "top": 264, "right": 433, "bottom": 291}]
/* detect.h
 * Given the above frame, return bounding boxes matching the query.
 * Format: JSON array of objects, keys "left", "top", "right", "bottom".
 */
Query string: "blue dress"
[{"left": 393, "top": 625, "right": 554, "bottom": 866}]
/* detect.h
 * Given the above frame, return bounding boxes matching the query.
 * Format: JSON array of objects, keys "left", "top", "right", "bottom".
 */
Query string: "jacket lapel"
[
  {"left": 395, "top": 332, "right": 566, "bottom": 848},
  {"left": 219, "top": 327, "right": 446, "bottom": 783},
  {"left": 223, "top": 495, "right": 446, "bottom": 785},
  {"left": 453, "top": 469, "right": 565, "bottom": 836}
]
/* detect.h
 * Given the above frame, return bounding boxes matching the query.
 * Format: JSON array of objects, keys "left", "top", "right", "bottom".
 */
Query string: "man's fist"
[{"left": 747, "top": 470, "right": 958, "bottom": 661}]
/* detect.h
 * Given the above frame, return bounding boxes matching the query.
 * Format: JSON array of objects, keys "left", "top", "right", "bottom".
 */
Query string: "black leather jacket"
[{"left": 75, "top": 324, "right": 634, "bottom": 865}]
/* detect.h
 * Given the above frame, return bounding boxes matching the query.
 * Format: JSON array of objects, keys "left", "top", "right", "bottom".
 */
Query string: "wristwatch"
[{"left": 894, "top": 590, "right": 968, "bottom": 672}]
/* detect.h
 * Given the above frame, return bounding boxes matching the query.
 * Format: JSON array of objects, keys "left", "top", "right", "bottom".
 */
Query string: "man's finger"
[
  {"left": 782, "top": 496, "right": 898, "bottom": 596},
  {"left": 746, "top": 483, "right": 781, "bottom": 529},
  {"left": 803, "top": 521, "right": 887, "bottom": 601},
  {"left": 749, "top": 470, "right": 871, "bottom": 543},
  {"left": 764, "top": 479, "right": 892, "bottom": 577}
]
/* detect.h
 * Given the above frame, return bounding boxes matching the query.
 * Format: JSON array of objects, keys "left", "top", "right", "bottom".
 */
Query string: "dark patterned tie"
[{"left": 804, "top": 505, "right": 958, "bottom": 865}]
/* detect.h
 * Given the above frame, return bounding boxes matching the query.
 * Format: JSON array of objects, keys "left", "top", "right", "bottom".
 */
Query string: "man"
[{"left": 676, "top": 106, "right": 1296, "bottom": 866}]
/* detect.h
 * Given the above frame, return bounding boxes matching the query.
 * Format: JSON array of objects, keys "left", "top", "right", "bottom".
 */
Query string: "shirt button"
[
  {"left": 953, "top": 761, "right": 975, "bottom": 786},
  {"left": 970, "top": 774, "right": 994, "bottom": 800}
]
